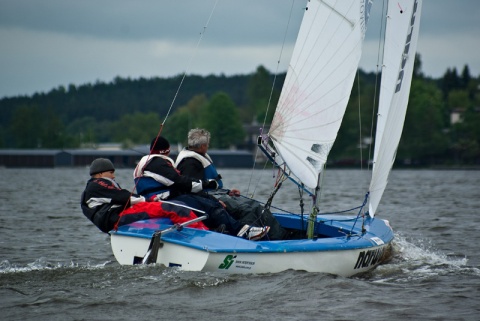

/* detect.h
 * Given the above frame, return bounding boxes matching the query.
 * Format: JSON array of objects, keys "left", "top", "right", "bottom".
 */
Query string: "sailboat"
[{"left": 110, "top": 0, "right": 422, "bottom": 277}]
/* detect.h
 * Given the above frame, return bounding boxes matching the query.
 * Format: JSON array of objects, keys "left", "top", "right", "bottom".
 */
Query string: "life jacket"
[
  {"left": 80, "top": 178, "right": 127, "bottom": 233},
  {"left": 133, "top": 154, "right": 175, "bottom": 200},
  {"left": 175, "top": 149, "right": 223, "bottom": 189}
]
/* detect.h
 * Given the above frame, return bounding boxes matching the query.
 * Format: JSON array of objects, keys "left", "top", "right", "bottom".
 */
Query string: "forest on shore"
[{"left": 1, "top": 56, "right": 479, "bottom": 167}]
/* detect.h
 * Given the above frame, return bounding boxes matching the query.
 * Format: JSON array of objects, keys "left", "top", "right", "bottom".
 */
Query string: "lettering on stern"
[{"left": 354, "top": 247, "right": 385, "bottom": 269}]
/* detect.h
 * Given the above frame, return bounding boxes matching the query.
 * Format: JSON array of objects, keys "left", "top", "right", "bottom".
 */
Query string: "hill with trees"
[{"left": 0, "top": 59, "right": 479, "bottom": 166}]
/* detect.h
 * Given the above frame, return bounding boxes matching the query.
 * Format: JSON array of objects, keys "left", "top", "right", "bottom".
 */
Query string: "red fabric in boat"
[{"left": 114, "top": 201, "right": 208, "bottom": 230}]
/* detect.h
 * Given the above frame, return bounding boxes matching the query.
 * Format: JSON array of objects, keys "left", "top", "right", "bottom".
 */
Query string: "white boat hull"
[{"left": 110, "top": 214, "right": 393, "bottom": 277}]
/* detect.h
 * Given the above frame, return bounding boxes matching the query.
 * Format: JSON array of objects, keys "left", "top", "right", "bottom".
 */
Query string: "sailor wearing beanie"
[
  {"left": 80, "top": 157, "right": 208, "bottom": 233},
  {"left": 89, "top": 158, "right": 115, "bottom": 175}
]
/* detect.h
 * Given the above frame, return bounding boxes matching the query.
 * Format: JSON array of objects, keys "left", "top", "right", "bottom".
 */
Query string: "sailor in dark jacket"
[
  {"left": 81, "top": 158, "right": 207, "bottom": 233},
  {"left": 133, "top": 137, "right": 270, "bottom": 241},
  {"left": 134, "top": 136, "right": 218, "bottom": 201},
  {"left": 176, "top": 128, "right": 286, "bottom": 240}
]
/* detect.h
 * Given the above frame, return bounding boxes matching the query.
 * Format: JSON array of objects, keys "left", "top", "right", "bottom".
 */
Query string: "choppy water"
[{"left": 1, "top": 168, "right": 479, "bottom": 320}]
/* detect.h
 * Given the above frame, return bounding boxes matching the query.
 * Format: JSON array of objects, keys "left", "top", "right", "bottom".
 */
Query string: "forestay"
[
  {"left": 269, "top": 0, "right": 372, "bottom": 189},
  {"left": 369, "top": 0, "right": 422, "bottom": 216}
]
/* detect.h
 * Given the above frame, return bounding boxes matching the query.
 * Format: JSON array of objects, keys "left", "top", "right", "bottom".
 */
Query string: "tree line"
[{"left": 0, "top": 59, "right": 479, "bottom": 166}]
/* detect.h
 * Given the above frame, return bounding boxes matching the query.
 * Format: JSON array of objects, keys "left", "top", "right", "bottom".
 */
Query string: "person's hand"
[
  {"left": 204, "top": 179, "right": 219, "bottom": 190},
  {"left": 153, "top": 191, "right": 170, "bottom": 201},
  {"left": 229, "top": 188, "right": 240, "bottom": 196},
  {"left": 218, "top": 200, "right": 227, "bottom": 208},
  {"left": 130, "top": 195, "right": 145, "bottom": 205}
]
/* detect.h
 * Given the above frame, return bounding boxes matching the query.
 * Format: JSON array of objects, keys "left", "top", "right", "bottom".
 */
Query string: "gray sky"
[{"left": 1, "top": 0, "right": 479, "bottom": 98}]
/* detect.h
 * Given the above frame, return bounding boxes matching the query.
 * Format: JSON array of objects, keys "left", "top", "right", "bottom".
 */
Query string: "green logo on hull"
[{"left": 218, "top": 255, "right": 237, "bottom": 269}]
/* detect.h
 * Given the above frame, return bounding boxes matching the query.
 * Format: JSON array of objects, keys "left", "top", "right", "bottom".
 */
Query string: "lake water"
[{"left": 1, "top": 168, "right": 479, "bottom": 320}]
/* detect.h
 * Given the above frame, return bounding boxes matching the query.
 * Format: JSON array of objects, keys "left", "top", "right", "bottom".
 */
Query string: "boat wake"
[
  {"left": 369, "top": 232, "right": 479, "bottom": 283},
  {"left": 0, "top": 258, "right": 112, "bottom": 274}
]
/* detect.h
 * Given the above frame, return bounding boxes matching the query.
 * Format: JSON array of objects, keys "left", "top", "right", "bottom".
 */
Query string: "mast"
[{"left": 307, "top": 173, "right": 322, "bottom": 239}]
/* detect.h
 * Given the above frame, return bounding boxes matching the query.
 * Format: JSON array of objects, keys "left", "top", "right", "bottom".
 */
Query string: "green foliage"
[
  {"left": 448, "top": 90, "right": 471, "bottom": 110},
  {"left": 9, "top": 104, "right": 75, "bottom": 148},
  {"left": 246, "top": 66, "right": 279, "bottom": 124},
  {"left": 161, "top": 94, "right": 208, "bottom": 146},
  {"left": 161, "top": 108, "right": 191, "bottom": 147},
  {"left": 450, "top": 104, "right": 480, "bottom": 163},
  {"left": 66, "top": 117, "right": 98, "bottom": 147},
  {"left": 41, "top": 108, "right": 67, "bottom": 148},
  {"left": 9, "top": 105, "right": 42, "bottom": 148},
  {"left": 0, "top": 63, "right": 479, "bottom": 166},
  {"left": 330, "top": 71, "right": 377, "bottom": 161},
  {"left": 398, "top": 78, "right": 448, "bottom": 161},
  {"left": 110, "top": 112, "right": 162, "bottom": 147},
  {"left": 199, "top": 92, "right": 245, "bottom": 149}
]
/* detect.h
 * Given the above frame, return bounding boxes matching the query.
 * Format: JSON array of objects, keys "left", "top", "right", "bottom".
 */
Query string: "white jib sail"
[
  {"left": 269, "top": 0, "right": 372, "bottom": 189},
  {"left": 369, "top": 0, "right": 422, "bottom": 216}
]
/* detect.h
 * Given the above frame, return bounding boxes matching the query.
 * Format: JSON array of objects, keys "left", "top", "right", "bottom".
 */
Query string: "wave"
[
  {"left": 0, "top": 258, "right": 112, "bottom": 274},
  {"left": 369, "top": 232, "right": 480, "bottom": 283}
]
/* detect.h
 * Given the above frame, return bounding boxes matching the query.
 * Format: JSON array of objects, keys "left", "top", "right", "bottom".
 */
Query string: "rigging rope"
[
  {"left": 263, "top": 167, "right": 288, "bottom": 211},
  {"left": 357, "top": 70, "right": 364, "bottom": 171},
  {"left": 348, "top": 192, "right": 369, "bottom": 236},
  {"left": 160, "top": 0, "right": 219, "bottom": 127},
  {"left": 120, "top": 0, "right": 220, "bottom": 217},
  {"left": 247, "top": 0, "right": 297, "bottom": 199}
]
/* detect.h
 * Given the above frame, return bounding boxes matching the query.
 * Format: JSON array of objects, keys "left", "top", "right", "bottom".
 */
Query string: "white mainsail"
[
  {"left": 369, "top": 0, "right": 423, "bottom": 216},
  {"left": 269, "top": 0, "right": 372, "bottom": 189}
]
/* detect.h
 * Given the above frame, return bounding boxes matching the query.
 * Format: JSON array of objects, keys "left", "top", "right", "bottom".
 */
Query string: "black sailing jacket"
[{"left": 80, "top": 177, "right": 133, "bottom": 233}]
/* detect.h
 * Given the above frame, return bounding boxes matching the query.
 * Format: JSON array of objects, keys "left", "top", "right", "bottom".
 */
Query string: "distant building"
[
  {"left": 450, "top": 108, "right": 465, "bottom": 125},
  {"left": 0, "top": 148, "right": 255, "bottom": 168}
]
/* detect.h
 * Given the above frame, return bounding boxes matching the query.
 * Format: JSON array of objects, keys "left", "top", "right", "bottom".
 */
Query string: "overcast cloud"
[{"left": 1, "top": 0, "right": 479, "bottom": 98}]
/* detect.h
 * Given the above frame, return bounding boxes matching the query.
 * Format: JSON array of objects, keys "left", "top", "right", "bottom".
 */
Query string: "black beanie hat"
[
  {"left": 89, "top": 158, "right": 115, "bottom": 175},
  {"left": 150, "top": 137, "right": 170, "bottom": 154}
]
